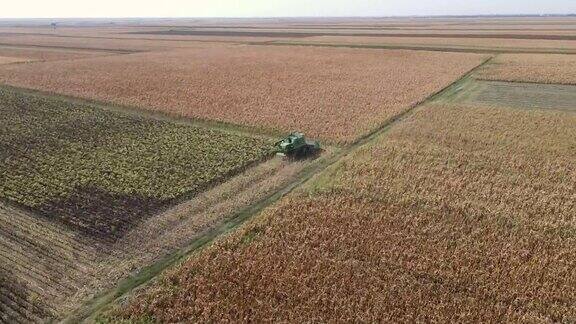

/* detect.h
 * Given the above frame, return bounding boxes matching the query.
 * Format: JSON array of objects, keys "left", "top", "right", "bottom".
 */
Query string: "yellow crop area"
[
  {"left": 111, "top": 104, "right": 576, "bottom": 322},
  {"left": 0, "top": 46, "right": 487, "bottom": 143},
  {"left": 478, "top": 54, "right": 576, "bottom": 85}
]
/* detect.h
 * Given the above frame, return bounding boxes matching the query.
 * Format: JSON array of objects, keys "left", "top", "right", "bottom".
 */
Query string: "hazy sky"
[{"left": 2, "top": 0, "right": 575, "bottom": 18}]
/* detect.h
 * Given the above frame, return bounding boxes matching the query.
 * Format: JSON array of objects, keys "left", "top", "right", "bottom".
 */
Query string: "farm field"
[
  {"left": 0, "top": 34, "right": 221, "bottom": 52},
  {"left": 135, "top": 27, "right": 576, "bottom": 40},
  {"left": 0, "top": 87, "right": 274, "bottom": 241},
  {"left": 0, "top": 16, "right": 576, "bottom": 323},
  {"left": 276, "top": 35, "right": 576, "bottom": 53},
  {"left": 478, "top": 53, "right": 576, "bottom": 85},
  {"left": 107, "top": 103, "right": 576, "bottom": 322},
  {"left": 0, "top": 46, "right": 486, "bottom": 143}
]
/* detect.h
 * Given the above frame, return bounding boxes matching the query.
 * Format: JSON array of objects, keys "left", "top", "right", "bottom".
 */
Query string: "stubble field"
[{"left": 0, "top": 46, "right": 486, "bottom": 143}]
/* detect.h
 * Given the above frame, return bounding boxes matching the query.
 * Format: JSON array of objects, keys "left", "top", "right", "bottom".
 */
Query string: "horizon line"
[{"left": 1, "top": 13, "right": 576, "bottom": 20}]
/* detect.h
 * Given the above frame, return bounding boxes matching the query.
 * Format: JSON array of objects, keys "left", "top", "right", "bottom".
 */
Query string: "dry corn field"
[
  {"left": 478, "top": 54, "right": 576, "bottom": 85},
  {"left": 0, "top": 34, "right": 226, "bottom": 53},
  {"left": 109, "top": 104, "right": 576, "bottom": 322},
  {"left": 0, "top": 46, "right": 486, "bottom": 143},
  {"left": 288, "top": 35, "right": 576, "bottom": 52}
]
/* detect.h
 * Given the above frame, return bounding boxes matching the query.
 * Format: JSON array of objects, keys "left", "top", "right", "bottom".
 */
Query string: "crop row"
[
  {"left": 0, "top": 88, "right": 274, "bottom": 240},
  {"left": 109, "top": 104, "right": 576, "bottom": 322}
]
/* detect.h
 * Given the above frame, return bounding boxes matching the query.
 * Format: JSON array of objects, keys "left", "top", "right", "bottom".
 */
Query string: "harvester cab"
[{"left": 275, "top": 132, "right": 321, "bottom": 158}]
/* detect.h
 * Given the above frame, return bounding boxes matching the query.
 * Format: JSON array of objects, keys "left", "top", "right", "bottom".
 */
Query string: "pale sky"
[{"left": 1, "top": 0, "right": 575, "bottom": 19}]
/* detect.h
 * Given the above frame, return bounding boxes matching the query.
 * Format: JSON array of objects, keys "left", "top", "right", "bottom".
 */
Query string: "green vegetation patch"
[{"left": 0, "top": 88, "right": 274, "bottom": 240}]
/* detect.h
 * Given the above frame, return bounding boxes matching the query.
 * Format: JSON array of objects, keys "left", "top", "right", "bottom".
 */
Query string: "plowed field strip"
[
  {"left": 0, "top": 289, "right": 47, "bottom": 321},
  {"left": 0, "top": 291, "right": 44, "bottom": 323},
  {"left": 0, "top": 205, "right": 98, "bottom": 258},
  {"left": 0, "top": 299, "right": 25, "bottom": 324},
  {"left": 0, "top": 248, "right": 78, "bottom": 295},
  {"left": 0, "top": 227, "right": 93, "bottom": 280},
  {"left": 0, "top": 219, "right": 95, "bottom": 260}
]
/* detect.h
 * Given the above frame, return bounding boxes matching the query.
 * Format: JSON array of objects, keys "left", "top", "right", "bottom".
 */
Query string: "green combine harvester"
[{"left": 275, "top": 132, "right": 321, "bottom": 158}]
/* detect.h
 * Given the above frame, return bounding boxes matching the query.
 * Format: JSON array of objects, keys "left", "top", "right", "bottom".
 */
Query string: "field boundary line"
[
  {"left": 64, "top": 55, "right": 495, "bottom": 323},
  {"left": 257, "top": 41, "right": 576, "bottom": 55},
  {"left": 0, "top": 83, "right": 283, "bottom": 141}
]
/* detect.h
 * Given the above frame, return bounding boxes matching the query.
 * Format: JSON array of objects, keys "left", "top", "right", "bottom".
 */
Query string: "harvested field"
[
  {"left": 478, "top": 54, "right": 576, "bottom": 85},
  {"left": 0, "top": 155, "right": 308, "bottom": 321},
  {"left": 462, "top": 80, "right": 576, "bottom": 112},
  {"left": 0, "top": 202, "right": 99, "bottom": 321},
  {"left": 0, "top": 46, "right": 487, "bottom": 143},
  {"left": 0, "top": 87, "right": 273, "bottom": 241},
  {"left": 108, "top": 104, "right": 576, "bottom": 322},
  {"left": 282, "top": 36, "right": 576, "bottom": 53}
]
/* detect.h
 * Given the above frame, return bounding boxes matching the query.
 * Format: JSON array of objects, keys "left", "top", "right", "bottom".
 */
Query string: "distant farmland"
[{"left": 0, "top": 46, "right": 486, "bottom": 143}]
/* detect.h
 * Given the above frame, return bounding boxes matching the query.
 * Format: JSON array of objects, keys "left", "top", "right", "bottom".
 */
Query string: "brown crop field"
[
  {"left": 0, "top": 34, "right": 212, "bottom": 52},
  {"left": 282, "top": 35, "right": 576, "bottom": 53},
  {"left": 478, "top": 53, "right": 576, "bottom": 85},
  {"left": 107, "top": 104, "right": 576, "bottom": 322},
  {"left": 0, "top": 45, "right": 486, "bottom": 143}
]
